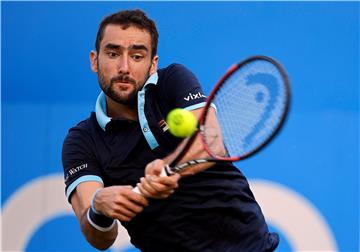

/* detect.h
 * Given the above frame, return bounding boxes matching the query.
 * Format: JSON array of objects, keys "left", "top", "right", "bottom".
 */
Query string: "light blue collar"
[
  {"left": 95, "top": 91, "right": 110, "bottom": 130},
  {"left": 95, "top": 72, "right": 159, "bottom": 131},
  {"left": 142, "top": 72, "right": 158, "bottom": 91}
]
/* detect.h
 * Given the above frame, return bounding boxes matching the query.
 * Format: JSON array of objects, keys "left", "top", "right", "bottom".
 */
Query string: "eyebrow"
[
  {"left": 104, "top": 43, "right": 121, "bottom": 50},
  {"left": 129, "top": 44, "right": 148, "bottom": 52},
  {"left": 104, "top": 43, "right": 148, "bottom": 52}
]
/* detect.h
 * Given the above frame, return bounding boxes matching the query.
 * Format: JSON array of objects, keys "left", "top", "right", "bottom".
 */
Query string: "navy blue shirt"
[{"left": 62, "top": 64, "right": 279, "bottom": 251}]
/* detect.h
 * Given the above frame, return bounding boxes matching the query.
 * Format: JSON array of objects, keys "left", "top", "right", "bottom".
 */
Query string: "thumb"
[{"left": 146, "top": 159, "right": 166, "bottom": 176}]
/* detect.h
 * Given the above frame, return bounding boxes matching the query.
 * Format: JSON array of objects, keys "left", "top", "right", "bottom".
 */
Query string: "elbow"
[
  {"left": 86, "top": 230, "right": 117, "bottom": 251},
  {"left": 80, "top": 217, "right": 118, "bottom": 251},
  {"left": 90, "top": 241, "right": 114, "bottom": 251}
]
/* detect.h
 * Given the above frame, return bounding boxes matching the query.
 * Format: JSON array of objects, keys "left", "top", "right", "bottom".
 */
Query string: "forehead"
[{"left": 100, "top": 24, "right": 152, "bottom": 49}]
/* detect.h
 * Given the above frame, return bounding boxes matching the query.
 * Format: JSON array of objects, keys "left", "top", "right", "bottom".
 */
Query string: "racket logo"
[{"left": 243, "top": 72, "right": 283, "bottom": 147}]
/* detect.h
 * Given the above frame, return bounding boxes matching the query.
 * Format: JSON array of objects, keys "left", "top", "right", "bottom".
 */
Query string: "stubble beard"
[{"left": 98, "top": 68, "right": 151, "bottom": 106}]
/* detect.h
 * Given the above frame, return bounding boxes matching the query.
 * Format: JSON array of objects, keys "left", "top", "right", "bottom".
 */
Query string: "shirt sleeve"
[
  {"left": 160, "top": 63, "right": 207, "bottom": 111},
  {"left": 62, "top": 126, "right": 103, "bottom": 203}
]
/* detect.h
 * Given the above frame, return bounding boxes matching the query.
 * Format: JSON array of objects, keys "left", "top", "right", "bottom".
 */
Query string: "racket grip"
[
  {"left": 132, "top": 165, "right": 173, "bottom": 194},
  {"left": 132, "top": 186, "right": 141, "bottom": 194},
  {"left": 161, "top": 165, "right": 175, "bottom": 176}
]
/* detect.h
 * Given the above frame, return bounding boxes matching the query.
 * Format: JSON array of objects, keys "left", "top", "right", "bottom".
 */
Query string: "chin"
[{"left": 114, "top": 94, "right": 137, "bottom": 106}]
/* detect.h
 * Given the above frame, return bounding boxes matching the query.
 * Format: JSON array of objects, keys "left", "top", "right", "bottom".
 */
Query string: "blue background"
[{"left": 2, "top": 1, "right": 359, "bottom": 251}]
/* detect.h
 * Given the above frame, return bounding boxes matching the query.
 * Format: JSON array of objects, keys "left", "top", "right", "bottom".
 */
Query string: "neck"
[{"left": 106, "top": 96, "right": 138, "bottom": 121}]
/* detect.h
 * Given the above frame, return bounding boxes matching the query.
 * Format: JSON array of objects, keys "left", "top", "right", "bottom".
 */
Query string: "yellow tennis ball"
[{"left": 166, "top": 108, "right": 197, "bottom": 138}]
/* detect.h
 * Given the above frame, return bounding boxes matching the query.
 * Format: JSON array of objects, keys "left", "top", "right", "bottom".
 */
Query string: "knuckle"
[
  {"left": 120, "top": 216, "right": 131, "bottom": 222},
  {"left": 135, "top": 206, "right": 143, "bottom": 213}
]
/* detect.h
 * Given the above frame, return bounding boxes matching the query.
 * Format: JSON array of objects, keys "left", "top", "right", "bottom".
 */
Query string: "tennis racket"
[{"left": 133, "top": 55, "right": 290, "bottom": 193}]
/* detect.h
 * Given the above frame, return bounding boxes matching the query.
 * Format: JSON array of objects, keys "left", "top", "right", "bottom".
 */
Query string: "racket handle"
[
  {"left": 132, "top": 165, "right": 173, "bottom": 194},
  {"left": 161, "top": 165, "right": 176, "bottom": 176},
  {"left": 132, "top": 186, "right": 141, "bottom": 194}
]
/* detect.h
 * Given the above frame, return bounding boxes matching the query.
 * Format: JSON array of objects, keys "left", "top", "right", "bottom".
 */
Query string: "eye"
[
  {"left": 131, "top": 54, "right": 144, "bottom": 61},
  {"left": 107, "top": 52, "right": 119, "bottom": 58}
]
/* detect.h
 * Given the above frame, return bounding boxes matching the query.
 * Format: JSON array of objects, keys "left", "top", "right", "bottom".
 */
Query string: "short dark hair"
[{"left": 95, "top": 9, "right": 159, "bottom": 58}]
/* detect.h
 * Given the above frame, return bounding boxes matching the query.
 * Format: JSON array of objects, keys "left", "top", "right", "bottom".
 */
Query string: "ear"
[
  {"left": 149, "top": 55, "right": 159, "bottom": 75},
  {"left": 90, "top": 50, "right": 98, "bottom": 73}
]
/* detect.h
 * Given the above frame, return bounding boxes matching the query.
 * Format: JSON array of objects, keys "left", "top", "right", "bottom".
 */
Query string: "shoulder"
[
  {"left": 62, "top": 112, "right": 101, "bottom": 170},
  {"left": 158, "top": 63, "right": 191, "bottom": 74},
  {"left": 158, "top": 63, "right": 197, "bottom": 81},
  {"left": 156, "top": 63, "right": 201, "bottom": 93},
  {"left": 152, "top": 63, "right": 205, "bottom": 109},
  {"left": 63, "top": 112, "right": 99, "bottom": 146}
]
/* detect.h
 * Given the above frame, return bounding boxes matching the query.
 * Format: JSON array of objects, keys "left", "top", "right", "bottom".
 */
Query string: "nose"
[{"left": 117, "top": 55, "right": 130, "bottom": 74}]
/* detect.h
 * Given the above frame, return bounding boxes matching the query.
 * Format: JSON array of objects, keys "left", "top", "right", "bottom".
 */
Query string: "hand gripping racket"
[{"left": 133, "top": 55, "right": 291, "bottom": 193}]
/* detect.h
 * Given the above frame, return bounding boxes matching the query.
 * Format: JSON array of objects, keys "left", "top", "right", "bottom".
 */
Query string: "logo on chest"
[{"left": 158, "top": 119, "right": 169, "bottom": 132}]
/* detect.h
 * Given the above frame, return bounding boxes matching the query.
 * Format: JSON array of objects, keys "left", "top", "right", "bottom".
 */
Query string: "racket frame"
[
  {"left": 167, "top": 55, "right": 291, "bottom": 173},
  {"left": 200, "top": 55, "right": 291, "bottom": 162}
]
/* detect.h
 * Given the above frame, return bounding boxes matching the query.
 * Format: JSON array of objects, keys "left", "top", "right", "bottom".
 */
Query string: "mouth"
[
  {"left": 111, "top": 76, "right": 136, "bottom": 85},
  {"left": 112, "top": 81, "right": 134, "bottom": 92},
  {"left": 113, "top": 80, "right": 131, "bottom": 85}
]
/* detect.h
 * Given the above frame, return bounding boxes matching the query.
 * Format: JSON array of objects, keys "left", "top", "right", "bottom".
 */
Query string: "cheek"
[
  {"left": 98, "top": 62, "right": 111, "bottom": 73},
  {"left": 98, "top": 64, "right": 116, "bottom": 81},
  {"left": 97, "top": 57, "right": 116, "bottom": 72},
  {"left": 136, "top": 68, "right": 150, "bottom": 85},
  {"left": 98, "top": 72, "right": 107, "bottom": 87}
]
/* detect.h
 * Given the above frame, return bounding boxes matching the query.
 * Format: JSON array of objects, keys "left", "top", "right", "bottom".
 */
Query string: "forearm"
[
  {"left": 79, "top": 208, "right": 118, "bottom": 250},
  {"left": 163, "top": 133, "right": 223, "bottom": 177},
  {"left": 69, "top": 180, "right": 148, "bottom": 249},
  {"left": 70, "top": 182, "right": 118, "bottom": 250}
]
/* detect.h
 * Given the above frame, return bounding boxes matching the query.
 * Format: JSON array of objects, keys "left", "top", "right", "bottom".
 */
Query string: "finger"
[
  {"left": 113, "top": 210, "right": 135, "bottom": 222},
  {"left": 146, "top": 175, "right": 174, "bottom": 193},
  {"left": 112, "top": 205, "right": 137, "bottom": 220},
  {"left": 159, "top": 189, "right": 175, "bottom": 197},
  {"left": 152, "top": 174, "right": 180, "bottom": 188},
  {"left": 145, "top": 159, "right": 166, "bottom": 176},
  {"left": 141, "top": 176, "right": 164, "bottom": 195},
  {"left": 150, "top": 189, "right": 175, "bottom": 199},
  {"left": 113, "top": 190, "right": 147, "bottom": 213},
  {"left": 128, "top": 189, "right": 149, "bottom": 207},
  {"left": 137, "top": 177, "right": 161, "bottom": 198},
  {"left": 136, "top": 182, "right": 154, "bottom": 198},
  {"left": 110, "top": 199, "right": 147, "bottom": 222},
  {"left": 118, "top": 215, "right": 132, "bottom": 222},
  {"left": 103, "top": 200, "right": 139, "bottom": 222},
  {"left": 138, "top": 178, "right": 173, "bottom": 199}
]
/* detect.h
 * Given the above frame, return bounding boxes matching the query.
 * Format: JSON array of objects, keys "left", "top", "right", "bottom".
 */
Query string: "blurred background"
[{"left": 1, "top": 2, "right": 358, "bottom": 251}]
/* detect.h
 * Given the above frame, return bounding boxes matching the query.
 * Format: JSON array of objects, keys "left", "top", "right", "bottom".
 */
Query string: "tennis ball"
[{"left": 166, "top": 108, "right": 197, "bottom": 138}]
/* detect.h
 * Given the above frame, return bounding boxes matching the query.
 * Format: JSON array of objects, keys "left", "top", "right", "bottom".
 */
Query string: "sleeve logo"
[
  {"left": 65, "top": 163, "right": 88, "bottom": 182},
  {"left": 184, "top": 92, "right": 206, "bottom": 101}
]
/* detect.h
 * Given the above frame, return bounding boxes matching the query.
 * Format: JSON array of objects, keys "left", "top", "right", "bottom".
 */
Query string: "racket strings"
[{"left": 204, "top": 60, "right": 288, "bottom": 158}]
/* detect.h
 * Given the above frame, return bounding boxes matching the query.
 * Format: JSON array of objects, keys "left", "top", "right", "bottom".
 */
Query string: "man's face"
[{"left": 91, "top": 24, "right": 158, "bottom": 105}]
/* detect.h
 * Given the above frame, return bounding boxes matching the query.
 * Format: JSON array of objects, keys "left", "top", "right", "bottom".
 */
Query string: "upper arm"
[
  {"left": 62, "top": 127, "right": 103, "bottom": 203},
  {"left": 62, "top": 123, "right": 117, "bottom": 250}
]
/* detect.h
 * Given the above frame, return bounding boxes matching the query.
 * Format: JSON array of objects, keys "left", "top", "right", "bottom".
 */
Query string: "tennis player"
[{"left": 62, "top": 9, "right": 279, "bottom": 251}]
